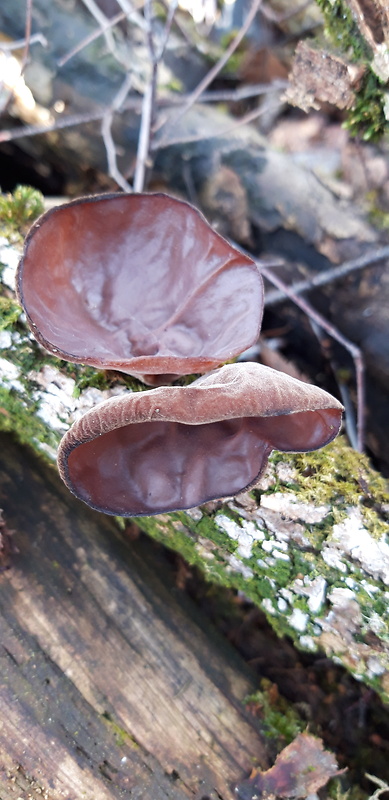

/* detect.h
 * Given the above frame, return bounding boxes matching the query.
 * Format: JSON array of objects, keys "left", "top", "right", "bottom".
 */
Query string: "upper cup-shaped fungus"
[
  {"left": 57, "top": 362, "right": 343, "bottom": 517},
  {"left": 16, "top": 192, "right": 263, "bottom": 383}
]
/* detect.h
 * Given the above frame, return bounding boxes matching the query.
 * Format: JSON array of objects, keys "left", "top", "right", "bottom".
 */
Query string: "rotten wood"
[
  {"left": 284, "top": 40, "right": 366, "bottom": 113},
  {"left": 0, "top": 432, "right": 268, "bottom": 799}
]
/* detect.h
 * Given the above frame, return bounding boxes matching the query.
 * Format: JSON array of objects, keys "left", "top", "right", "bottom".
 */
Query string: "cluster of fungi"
[{"left": 16, "top": 193, "right": 343, "bottom": 517}]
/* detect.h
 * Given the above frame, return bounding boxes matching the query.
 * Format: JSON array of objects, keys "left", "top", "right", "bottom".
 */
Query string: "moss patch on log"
[
  {"left": 134, "top": 440, "right": 389, "bottom": 700},
  {"left": 315, "top": 0, "right": 387, "bottom": 140},
  {"left": 0, "top": 185, "right": 44, "bottom": 239}
]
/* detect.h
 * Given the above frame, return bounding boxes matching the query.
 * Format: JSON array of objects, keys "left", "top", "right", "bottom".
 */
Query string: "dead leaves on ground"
[{"left": 235, "top": 732, "right": 343, "bottom": 799}]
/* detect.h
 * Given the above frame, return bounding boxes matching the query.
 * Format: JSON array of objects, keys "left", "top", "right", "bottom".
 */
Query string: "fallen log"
[
  {"left": 0, "top": 431, "right": 269, "bottom": 799},
  {"left": 1, "top": 228, "right": 388, "bottom": 705}
]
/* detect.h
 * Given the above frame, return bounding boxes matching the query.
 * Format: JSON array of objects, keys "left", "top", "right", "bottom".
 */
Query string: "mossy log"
[{"left": 1, "top": 232, "right": 389, "bottom": 705}]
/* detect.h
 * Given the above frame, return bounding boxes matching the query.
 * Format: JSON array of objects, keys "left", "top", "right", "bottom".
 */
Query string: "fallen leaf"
[{"left": 235, "top": 732, "right": 341, "bottom": 799}]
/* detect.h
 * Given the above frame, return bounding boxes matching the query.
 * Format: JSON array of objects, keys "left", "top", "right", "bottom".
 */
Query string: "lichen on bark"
[{"left": 1, "top": 197, "right": 389, "bottom": 702}]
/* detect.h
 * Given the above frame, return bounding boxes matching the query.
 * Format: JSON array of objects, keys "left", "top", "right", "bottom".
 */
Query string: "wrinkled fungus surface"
[
  {"left": 57, "top": 363, "right": 343, "bottom": 516},
  {"left": 16, "top": 193, "right": 263, "bottom": 382}
]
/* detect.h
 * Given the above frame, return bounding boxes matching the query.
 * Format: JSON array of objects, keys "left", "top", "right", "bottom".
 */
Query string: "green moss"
[
  {"left": 328, "top": 779, "right": 365, "bottom": 800},
  {"left": 0, "top": 296, "right": 22, "bottom": 329},
  {"left": 2, "top": 336, "right": 49, "bottom": 378},
  {"left": 345, "top": 72, "right": 386, "bottom": 141},
  {"left": 245, "top": 679, "right": 305, "bottom": 747},
  {"left": 286, "top": 437, "right": 388, "bottom": 527},
  {"left": 196, "top": 516, "right": 237, "bottom": 554},
  {"left": 315, "top": 0, "right": 387, "bottom": 141},
  {"left": 0, "top": 185, "right": 44, "bottom": 239},
  {"left": 101, "top": 711, "right": 139, "bottom": 749},
  {"left": 251, "top": 550, "right": 292, "bottom": 588},
  {"left": 137, "top": 513, "right": 204, "bottom": 571},
  {"left": 0, "top": 386, "right": 60, "bottom": 456},
  {"left": 316, "top": 0, "right": 371, "bottom": 60},
  {"left": 367, "top": 191, "right": 389, "bottom": 230}
]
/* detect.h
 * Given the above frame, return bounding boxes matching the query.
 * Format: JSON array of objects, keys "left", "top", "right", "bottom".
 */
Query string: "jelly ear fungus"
[
  {"left": 57, "top": 363, "right": 343, "bottom": 517},
  {"left": 18, "top": 191, "right": 343, "bottom": 516},
  {"left": 16, "top": 192, "right": 263, "bottom": 385}
]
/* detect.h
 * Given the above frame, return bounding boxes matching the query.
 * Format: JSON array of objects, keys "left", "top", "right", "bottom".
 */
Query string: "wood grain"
[{"left": 0, "top": 433, "right": 268, "bottom": 799}]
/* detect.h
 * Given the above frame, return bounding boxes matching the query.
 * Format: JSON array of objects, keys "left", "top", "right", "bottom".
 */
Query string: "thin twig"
[
  {"left": 0, "top": 80, "right": 286, "bottom": 146},
  {"left": 133, "top": 81, "right": 155, "bottom": 191},
  {"left": 152, "top": 98, "right": 280, "bottom": 150},
  {"left": 58, "top": 11, "right": 127, "bottom": 67},
  {"left": 310, "top": 318, "right": 359, "bottom": 450},
  {"left": 133, "top": 0, "right": 158, "bottom": 192},
  {"left": 20, "top": 0, "right": 33, "bottom": 76},
  {"left": 155, "top": 0, "right": 263, "bottom": 145},
  {"left": 115, "top": 0, "right": 148, "bottom": 31},
  {"left": 365, "top": 774, "right": 389, "bottom": 800},
  {"left": 157, "top": 0, "right": 179, "bottom": 60},
  {"left": 264, "top": 246, "right": 389, "bottom": 306},
  {"left": 79, "top": 0, "right": 145, "bottom": 91},
  {"left": 101, "top": 73, "right": 133, "bottom": 192},
  {"left": 337, "top": 378, "right": 359, "bottom": 451},
  {"left": 80, "top": 0, "right": 119, "bottom": 56},
  {"left": 261, "top": 0, "right": 312, "bottom": 23},
  {"left": 159, "top": 0, "right": 196, "bottom": 47},
  {"left": 0, "top": 33, "right": 47, "bottom": 51},
  {"left": 259, "top": 259, "right": 365, "bottom": 452},
  {"left": 0, "top": 111, "right": 106, "bottom": 143},
  {"left": 133, "top": 0, "right": 177, "bottom": 191},
  {"left": 179, "top": 80, "right": 288, "bottom": 104},
  {"left": 122, "top": 79, "right": 287, "bottom": 110}
]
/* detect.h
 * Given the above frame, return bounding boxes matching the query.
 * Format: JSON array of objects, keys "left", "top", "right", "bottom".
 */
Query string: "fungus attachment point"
[
  {"left": 16, "top": 193, "right": 263, "bottom": 383},
  {"left": 57, "top": 363, "right": 343, "bottom": 517}
]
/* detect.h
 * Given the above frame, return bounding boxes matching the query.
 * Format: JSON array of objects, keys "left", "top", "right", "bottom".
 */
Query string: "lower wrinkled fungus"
[{"left": 57, "top": 363, "right": 343, "bottom": 516}]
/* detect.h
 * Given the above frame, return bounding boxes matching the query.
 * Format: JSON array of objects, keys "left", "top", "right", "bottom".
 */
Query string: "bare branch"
[
  {"left": 177, "top": 80, "right": 288, "bottom": 104},
  {"left": 0, "top": 111, "right": 106, "bottom": 143},
  {"left": 133, "top": 0, "right": 175, "bottom": 191},
  {"left": 80, "top": 0, "right": 118, "bottom": 55},
  {"left": 101, "top": 73, "right": 133, "bottom": 192},
  {"left": 0, "top": 81, "right": 286, "bottom": 146},
  {"left": 20, "top": 0, "right": 33, "bottom": 76},
  {"left": 57, "top": 11, "right": 127, "bottom": 67},
  {"left": 115, "top": 0, "right": 148, "bottom": 31},
  {"left": 158, "top": 0, "right": 196, "bottom": 47},
  {"left": 156, "top": 0, "right": 179, "bottom": 61},
  {"left": 79, "top": 0, "right": 144, "bottom": 87},
  {"left": 264, "top": 246, "right": 389, "bottom": 306},
  {"left": 133, "top": 82, "right": 155, "bottom": 192},
  {"left": 261, "top": 0, "right": 312, "bottom": 23},
  {"left": 0, "top": 33, "right": 47, "bottom": 51},
  {"left": 155, "top": 0, "right": 263, "bottom": 146},
  {"left": 259, "top": 259, "right": 365, "bottom": 452},
  {"left": 152, "top": 97, "right": 280, "bottom": 149}
]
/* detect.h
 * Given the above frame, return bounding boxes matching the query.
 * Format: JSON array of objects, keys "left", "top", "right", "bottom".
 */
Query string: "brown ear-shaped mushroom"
[
  {"left": 57, "top": 362, "right": 343, "bottom": 517},
  {"left": 16, "top": 193, "right": 263, "bottom": 384}
]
